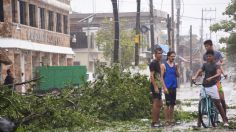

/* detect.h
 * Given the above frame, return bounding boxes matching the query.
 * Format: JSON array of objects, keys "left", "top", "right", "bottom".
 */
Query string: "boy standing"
[{"left": 192, "top": 50, "right": 228, "bottom": 127}]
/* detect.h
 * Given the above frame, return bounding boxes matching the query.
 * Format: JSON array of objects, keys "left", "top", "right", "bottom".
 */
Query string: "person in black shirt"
[
  {"left": 192, "top": 50, "right": 228, "bottom": 127},
  {"left": 149, "top": 48, "right": 168, "bottom": 128},
  {"left": 203, "top": 39, "right": 228, "bottom": 118},
  {"left": 4, "top": 69, "right": 14, "bottom": 88}
]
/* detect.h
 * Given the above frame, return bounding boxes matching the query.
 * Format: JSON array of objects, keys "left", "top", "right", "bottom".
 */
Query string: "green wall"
[{"left": 36, "top": 66, "right": 87, "bottom": 91}]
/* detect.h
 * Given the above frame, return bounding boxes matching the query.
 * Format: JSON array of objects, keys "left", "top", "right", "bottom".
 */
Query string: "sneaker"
[
  {"left": 164, "top": 121, "right": 170, "bottom": 126},
  {"left": 197, "top": 122, "right": 201, "bottom": 128},
  {"left": 223, "top": 123, "right": 229, "bottom": 127},
  {"left": 151, "top": 122, "right": 162, "bottom": 128},
  {"left": 170, "top": 121, "right": 175, "bottom": 126}
]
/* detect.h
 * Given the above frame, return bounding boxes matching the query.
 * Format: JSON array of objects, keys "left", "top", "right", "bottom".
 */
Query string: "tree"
[
  {"left": 210, "top": 0, "right": 236, "bottom": 64},
  {"left": 96, "top": 19, "right": 135, "bottom": 70}
]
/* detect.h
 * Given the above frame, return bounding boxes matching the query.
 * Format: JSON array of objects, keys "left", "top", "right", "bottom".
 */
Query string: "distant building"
[
  {"left": 70, "top": 10, "right": 168, "bottom": 72},
  {"left": 0, "top": 0, "right": 73, "bottom": 84}
]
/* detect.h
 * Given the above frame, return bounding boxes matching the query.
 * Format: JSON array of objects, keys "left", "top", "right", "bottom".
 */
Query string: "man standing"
[
  {"left": 4, "top": 69, "right": 14, "bottom": 88},
  {"left": 149, "top": 48, "right": 167, "bottom": 128},
  {"left": 203, "top": 40, "right": 227, "bottom": 117},
  {"left": 161, "top": 51, "right": 179, "bottom": 125}
]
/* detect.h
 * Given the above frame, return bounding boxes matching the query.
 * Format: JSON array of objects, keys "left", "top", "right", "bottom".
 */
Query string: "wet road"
[
  {"left": 178, "top": 80, "right": 236, "bottom": 106},
  {"left": 172, "top": 80, "right": 236, "bottom": 131}
]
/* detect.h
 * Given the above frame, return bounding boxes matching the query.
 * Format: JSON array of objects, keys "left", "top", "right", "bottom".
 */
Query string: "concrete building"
[
  {"left": 0, "top": 0, "right": 74, "bottom": 84},
  {"left": 70, "top": 10, "right": 168, "bottom": 72}
]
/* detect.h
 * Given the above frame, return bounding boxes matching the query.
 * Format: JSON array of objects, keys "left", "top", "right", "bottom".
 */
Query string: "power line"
[{"left": 181, "top": 15, "right": 226, "bottom": 21}]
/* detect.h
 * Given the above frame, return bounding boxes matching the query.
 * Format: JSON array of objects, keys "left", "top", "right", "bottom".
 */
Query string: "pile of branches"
[
  {"left": 0, "top": 87, "right": 99, "bottom": 131},
  {"left": 0, "top": 65, "right": 151, "bottom": 131}
]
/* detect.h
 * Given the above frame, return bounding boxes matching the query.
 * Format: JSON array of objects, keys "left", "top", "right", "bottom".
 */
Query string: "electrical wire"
[{"left": 180, "top": 15, "right": 226, "bottom": 22}]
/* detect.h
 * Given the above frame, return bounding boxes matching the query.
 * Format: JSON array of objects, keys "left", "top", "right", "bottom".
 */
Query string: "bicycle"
[{"left": 192, "top": 81, "right": 219, "bottom": 128}]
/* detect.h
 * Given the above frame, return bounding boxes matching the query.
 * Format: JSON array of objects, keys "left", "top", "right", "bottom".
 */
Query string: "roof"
[
  {"left": 70, "top": 9, "right": 167, "bottom": 19},
  {"left": 0, "top": 38, "right": 74, "bottom": 54}
]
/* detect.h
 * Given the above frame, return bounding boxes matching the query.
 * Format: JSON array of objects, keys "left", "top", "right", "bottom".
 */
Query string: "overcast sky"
[{"left": 71, "top": 0, "right": 231, "bottom": 45}]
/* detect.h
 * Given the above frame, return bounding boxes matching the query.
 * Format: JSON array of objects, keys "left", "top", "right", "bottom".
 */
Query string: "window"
[
  {"left": 48, "top": 11, "right": 54, "bottom": 31},
  {"left": 63, "top": 15, "right": 68, "bottom": 34},
  {"left": 40, "top": 8, "right": 45, "bottom": 29},
  {"left": 11, "top": 0, "right": 17, "bottom": 22},
  {"left": 29, "top": 4, "right": 36, "bottom": 27},
  {"left": 20, "top": 1, "right": 27, "bottom": 25},
  {"left": 0, "top": 0, "right": 4, "bottom": 22},
  {"left": 56, "top": 13, "right": 61, "bottom": 32}
]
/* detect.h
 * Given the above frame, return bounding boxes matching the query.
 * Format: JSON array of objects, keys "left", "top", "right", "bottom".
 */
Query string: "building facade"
[
  {"left": 70, "top": 10, "right": 167, "bottom": 72},
  {"left": 0, "top": 0, "right": 73, "bottom": 84}
]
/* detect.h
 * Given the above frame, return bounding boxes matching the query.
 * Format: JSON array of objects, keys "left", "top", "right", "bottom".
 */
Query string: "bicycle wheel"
[{"left": 198, "top": 98, "right": 214, "bottom": 128}]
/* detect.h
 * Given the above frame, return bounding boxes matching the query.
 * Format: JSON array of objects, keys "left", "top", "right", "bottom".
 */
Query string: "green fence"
[{"left": 35, "top": 66, "right": 87, "bottom": 91}]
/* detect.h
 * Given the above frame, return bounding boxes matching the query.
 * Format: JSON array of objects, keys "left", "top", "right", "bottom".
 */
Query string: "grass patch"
[
  {"left": 174, "top": 111, "right": 198, "bottom": 122},
  {"left": 229, "top": 121, "right": 236, "bottom": 129}
]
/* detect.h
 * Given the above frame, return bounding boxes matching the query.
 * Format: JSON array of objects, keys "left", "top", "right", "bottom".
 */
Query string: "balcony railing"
[{"left": 0, "top": 22, "right": 70, "bottom": 47}]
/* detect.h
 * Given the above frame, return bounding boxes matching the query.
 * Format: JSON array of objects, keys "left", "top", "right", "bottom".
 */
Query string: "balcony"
[
  {"left": 0, "top": 22, "right": 70, "bottom": 47},
  {"left": 41, "top": 0, "right": 70, "bottom": 11}
]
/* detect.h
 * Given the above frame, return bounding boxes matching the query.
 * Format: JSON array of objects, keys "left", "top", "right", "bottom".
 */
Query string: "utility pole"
[
  {"left": 176, "top": 0, "right": 181, "bottom": 61},
  {"left": 200, "top": 8, "right": 203, "bottom": 43},
  {"left": 111, "top": 0, "right": 119, "bottom": 63},
  {"left": 200, "top": 8, "right": 216, "bottom": 41},
  {"left": 171, "top": 0, "right": 175, "bottom": 51},
  {"left": 176, "top": 0, "right": 181, "bottom": 86},
  {"left": 167, "top": 14, "right": 171, "bottom": 50},
  {"left": 190, "top": 25, "right": 193, "bottom": 73},
  {"left": 135, "top": 0, "right": 141, "bottom": 66},
  {"left": 200, "top": 8, "right": 204, "bottom": 66},
  {"left": 190, "top": 25, "right": 193, "bottom": 87},
  {"left": 200, "top": 8, "right": 216, "bottom": 64},
  {"left": 150, "top": 0, "right": 155, "bottom": 56}
]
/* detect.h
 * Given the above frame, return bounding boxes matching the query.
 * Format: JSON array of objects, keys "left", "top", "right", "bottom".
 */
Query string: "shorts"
[
  {"left": 150, "top": 86, "right": 162, "bottom": 100},
  {"left": 165, "top": 89, "right": 176, "bottom": 106},
  {"left": 216, "top": 81, "right": 224, "bottom": 94},
  {"left": 200, "top": 85, "right": 220, "bottom": 100}
]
